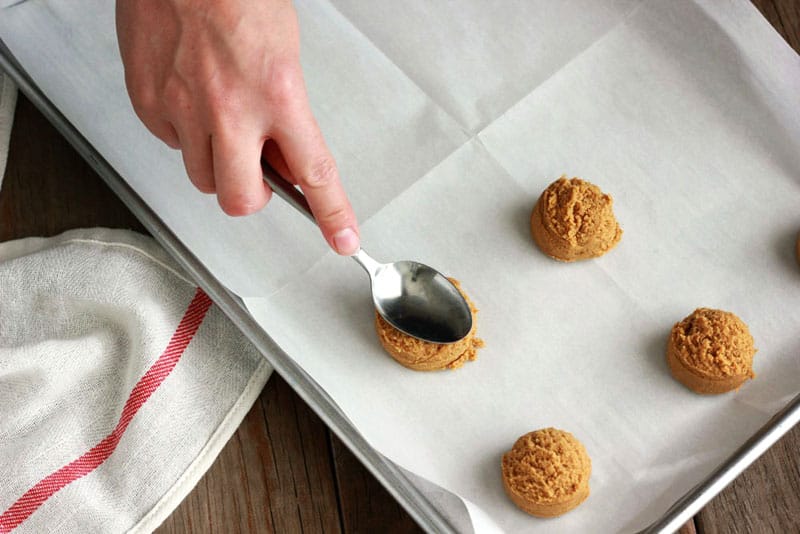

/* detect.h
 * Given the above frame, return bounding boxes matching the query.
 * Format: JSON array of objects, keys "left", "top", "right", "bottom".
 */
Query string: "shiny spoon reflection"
[{"left": 262, "top": 164, "right": 473, "bottom": 344}]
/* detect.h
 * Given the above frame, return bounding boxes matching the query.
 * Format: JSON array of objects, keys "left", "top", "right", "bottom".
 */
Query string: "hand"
[{"left": 115, "top": 0, "right": 360, "bottom": 255}]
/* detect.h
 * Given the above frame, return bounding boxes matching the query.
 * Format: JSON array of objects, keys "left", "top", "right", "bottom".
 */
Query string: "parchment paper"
[{"left": 1, "top": 0, "right": 799, "bottom": 531}]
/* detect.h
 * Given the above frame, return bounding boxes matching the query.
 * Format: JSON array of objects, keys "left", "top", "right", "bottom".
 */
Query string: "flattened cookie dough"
[
  {"left": 667, "top": 308, "right": 757, "bottom": 394},
  {"left": 502, "top": 428, "right": 591, "bottom": 518},
  {"left": 375, "top": 279, "right": 484, "bottom": 371},
  {"left": 530, "top": 176, "right": 622, "bottom": 261}
]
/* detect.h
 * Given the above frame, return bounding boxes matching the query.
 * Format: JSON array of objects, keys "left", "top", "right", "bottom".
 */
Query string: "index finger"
[{"left": 272, "top": 102, "right": 360, "bottom": 255}]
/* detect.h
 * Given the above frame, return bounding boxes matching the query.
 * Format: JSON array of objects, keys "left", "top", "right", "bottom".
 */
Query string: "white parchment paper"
[{"left": 1, "top": 0, "right": 799, "bottom": 531}]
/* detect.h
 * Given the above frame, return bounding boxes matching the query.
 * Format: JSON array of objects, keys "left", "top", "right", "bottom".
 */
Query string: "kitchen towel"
[
  {"left": 0, "top": 71, "right": 16, "bottom": 185},
  {"left": 0, "top": 228, "right": 271, "bottom": 533}
]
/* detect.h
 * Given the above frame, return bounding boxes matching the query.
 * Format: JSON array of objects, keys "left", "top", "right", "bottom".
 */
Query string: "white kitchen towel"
[
  {"left": 0, "top": 71, "right": 16, "bottom": 185},
  {"left": 0, "top": 228, "right": 271, "bottom": 533}
]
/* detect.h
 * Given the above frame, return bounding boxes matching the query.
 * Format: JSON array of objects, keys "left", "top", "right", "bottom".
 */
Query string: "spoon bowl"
[
  {"left": 263, "top": 164, "right": 473, "bottom": 344},
  {"left": 356, "top": 253, "right": 473, "bottom": 344}
]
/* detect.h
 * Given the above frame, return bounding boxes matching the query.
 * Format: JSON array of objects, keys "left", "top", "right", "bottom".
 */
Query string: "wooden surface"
[{"left": 2, "top": 1, "right": 799, "bottom": 532}]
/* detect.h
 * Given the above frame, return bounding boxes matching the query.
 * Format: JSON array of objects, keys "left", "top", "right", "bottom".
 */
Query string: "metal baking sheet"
[
  {"left": 3, "top": 42, "right": 799, "bottom": 534},
  {"left": 3, "top": 0, "right": 800, "bottom": 528}
]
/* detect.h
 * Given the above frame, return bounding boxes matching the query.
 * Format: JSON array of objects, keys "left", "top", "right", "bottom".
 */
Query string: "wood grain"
[
  {"left": 0, "top": 96, "right": 146, "bottom": 240},
  {"left": 329, "top": 435, "right": 422, "bottom": 534},
  {"left": 679, "top": 519, "right": 697, "bottom": 534},
  {"left": 752, "top": 0, "right": 800, "bottom": 52},
  {"left": 158, "top": 377, "right": 342, "bottom": 534},
  {"left": 695, "top": 426, "right": 800, "bottom": 533}
]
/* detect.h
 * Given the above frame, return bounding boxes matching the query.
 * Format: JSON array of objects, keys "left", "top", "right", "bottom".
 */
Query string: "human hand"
[{"left": 115, "top": 0, "right": 360, "bottom": 254}]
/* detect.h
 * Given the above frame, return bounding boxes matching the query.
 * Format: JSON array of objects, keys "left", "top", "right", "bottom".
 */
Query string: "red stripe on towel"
[{"left": 0, "top": 289, "right": 213, "bottom": 533}]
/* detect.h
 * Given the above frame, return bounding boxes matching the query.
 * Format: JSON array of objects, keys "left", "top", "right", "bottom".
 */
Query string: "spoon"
[{"left": 262, "top": 164, "right": 473, "bottom": 344}]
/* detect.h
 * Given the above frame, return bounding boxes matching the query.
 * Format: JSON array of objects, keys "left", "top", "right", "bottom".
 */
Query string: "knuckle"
[
  {"left": 155, "top": 133, "right": 180, "bottom": 150},
  {"left": 300, "top": 158, "right": 338, "bottom": 189},
  {"left": 140, "top": 117, "right": 177, "bottom": 147},
  {"left": 267, "top": 61, "right": 301, "bottom": 106},
  {"left": 193, "top": 181, "right": 216, "bottom": 194},
  {"left": 315, "top": 205, "right": 350, "bottom": 228},
  {"left": 128, "top": 83, "right": 159, "bottom": 116},
  {"left": 163, "top": 136, "right": 181, "bottom": 150},
  {"left": 186, "top": 168, "right": 214, "bottom": 193},
  {"left": 219, "top": 194, "right": 264, "bottom": 217},
  {"left": 220, "top": 199, "right": 252, "bottom": 217}
]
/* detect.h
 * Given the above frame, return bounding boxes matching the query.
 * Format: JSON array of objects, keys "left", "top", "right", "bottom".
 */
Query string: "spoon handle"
[
  {"left": 261, "top": 162, "right": 316, "bottom": 225},
  {"left": 262, "top": 162, "right": 374, "bottom": 268}
]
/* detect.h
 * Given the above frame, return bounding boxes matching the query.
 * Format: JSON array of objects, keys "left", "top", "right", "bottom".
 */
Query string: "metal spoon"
[{"left": 262, "top": 164, "right": 473, "bottom": 344}]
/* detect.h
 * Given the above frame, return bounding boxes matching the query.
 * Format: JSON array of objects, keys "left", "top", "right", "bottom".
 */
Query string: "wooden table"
[{"left": 2, "top": 1, "right": 798, "bottom": 532}]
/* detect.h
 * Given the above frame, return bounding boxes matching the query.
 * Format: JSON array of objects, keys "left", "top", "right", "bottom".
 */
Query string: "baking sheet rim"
[{"left": 2, "top": 42, "right": 798, "bottom": 534}]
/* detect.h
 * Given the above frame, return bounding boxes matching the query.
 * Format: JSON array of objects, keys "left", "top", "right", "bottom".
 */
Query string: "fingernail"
[{"left": 333, "top": 227, "right": 360, "bottom": 255}]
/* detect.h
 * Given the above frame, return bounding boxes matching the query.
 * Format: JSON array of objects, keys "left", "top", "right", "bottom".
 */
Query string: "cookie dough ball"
[
  {"left": 375, "top": 279, "right": 484, "bottom": 371},
  {"left": 502, "top": 428, "right": 591, "bottom": 518},
  {"left": 530, "top": 176, "right": 622, "bottom": 261},
  {"left": 667, "top": 308, "right": 757, "bottom": 394}
]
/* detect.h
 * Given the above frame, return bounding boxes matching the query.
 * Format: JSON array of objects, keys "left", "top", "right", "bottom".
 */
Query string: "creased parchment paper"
[{"left": 1, "top": 0, "right": 798, "bottom": 531}]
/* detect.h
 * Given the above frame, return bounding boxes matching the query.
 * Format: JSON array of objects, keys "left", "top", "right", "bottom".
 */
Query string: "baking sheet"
[{"left": 1, "top": 0, "right": 799, "bottom": 531}]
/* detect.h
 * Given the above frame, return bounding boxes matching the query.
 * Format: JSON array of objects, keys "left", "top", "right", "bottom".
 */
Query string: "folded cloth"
[
  {"left": 0, "top": 228, "right": 271, "bottom": 533},
  {"left": 0, "top": 71, "right": 17, "bottom": 185}
]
